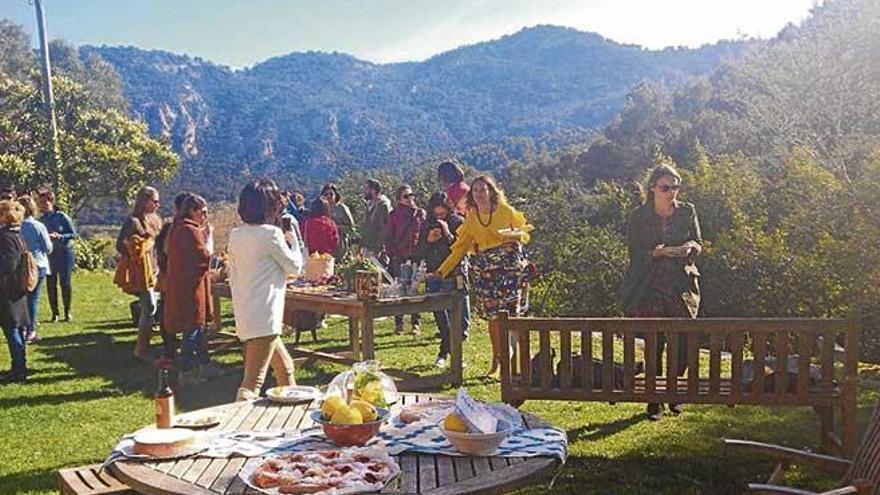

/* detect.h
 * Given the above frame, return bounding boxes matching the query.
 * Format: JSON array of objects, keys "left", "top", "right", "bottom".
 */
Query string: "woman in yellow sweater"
[{"left": 437, "top": 175, "right": 534, "bottom": 375}]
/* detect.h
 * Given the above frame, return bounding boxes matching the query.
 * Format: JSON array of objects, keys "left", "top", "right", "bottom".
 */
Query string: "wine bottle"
[{"left": 155, "top": 368, "right": 174, "bottom": 429}]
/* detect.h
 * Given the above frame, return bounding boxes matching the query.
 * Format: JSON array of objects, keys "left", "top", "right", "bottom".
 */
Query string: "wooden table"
[
  {"left": 212, "top": 283, "right": 464, "bottom": 390},
  {"left": 110, "top": 393, "right": 560, "bottom": 495}
]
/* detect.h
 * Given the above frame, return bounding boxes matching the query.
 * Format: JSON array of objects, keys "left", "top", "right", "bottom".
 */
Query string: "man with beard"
[{"left": 360, "top": 179, "right": 392, "bottom": 258}]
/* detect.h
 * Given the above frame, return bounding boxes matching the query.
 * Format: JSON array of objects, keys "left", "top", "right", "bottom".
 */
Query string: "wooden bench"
[
  {"left": 56, "top": 463, "right": 137, "bottom": 494},
  {"left": 494, "top": 314, "right": 860, "bottom": 457}
]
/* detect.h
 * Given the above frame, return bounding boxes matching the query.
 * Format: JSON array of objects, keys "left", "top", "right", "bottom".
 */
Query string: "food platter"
[
  {"left": 266, "top": 385, "right": 323, "bottom": 404},
  {"left": 239, "top": 447, "right": 400, "bottom": 495}
]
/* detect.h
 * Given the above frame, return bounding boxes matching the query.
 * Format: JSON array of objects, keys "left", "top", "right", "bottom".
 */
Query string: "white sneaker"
[{"left": 434, "top": 356, "right": 447, "bottom": 368}]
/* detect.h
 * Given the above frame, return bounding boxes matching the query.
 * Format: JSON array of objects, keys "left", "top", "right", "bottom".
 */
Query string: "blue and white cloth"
[{"left": 269, "top": 407, "right": 568, "bottom": 462}]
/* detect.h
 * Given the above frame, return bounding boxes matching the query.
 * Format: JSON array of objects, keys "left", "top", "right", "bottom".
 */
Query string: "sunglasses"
[{"left": 656, "top": 184, "right": 681, "bottom": 193}]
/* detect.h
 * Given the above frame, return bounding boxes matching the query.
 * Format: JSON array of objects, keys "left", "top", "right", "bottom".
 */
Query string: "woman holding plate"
[
  {"left": 620, "top": 162, "right": 702, "bottom": 421},
  {"left": 436, "top": 175, "right": 534, "bottom": 376}
]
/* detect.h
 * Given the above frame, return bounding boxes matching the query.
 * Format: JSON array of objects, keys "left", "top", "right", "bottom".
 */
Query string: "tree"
[{"left": 0, "top": 74, "right": 178, "bottom": 213}]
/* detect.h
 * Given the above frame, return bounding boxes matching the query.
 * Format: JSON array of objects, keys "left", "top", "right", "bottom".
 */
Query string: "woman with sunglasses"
[
  {"left": 621, "top": 163, "right": 702, "bottom": 421},
  {"left": 385, "top": 185, "right": 426, "bottom": 335},
  {"left": 115, "top": 186, "right": 162, "bottom": 362},
  {"left": 163, "top": 194, "right": 219, "bottom": 385}
]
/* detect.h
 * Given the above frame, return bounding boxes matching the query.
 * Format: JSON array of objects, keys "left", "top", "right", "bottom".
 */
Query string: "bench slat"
[
  {"left": 796, "top": 332, "right": 813, "bottom": 399},
  {"left": 752, "top": 331, "right": 766, "bottom": 399},
  {"left": 709, "top": 330, "right": 722, "bottom": 395},
  {"left": 581, "top": 330, "right": 592, "bottom": 391},
  {"left": 602, "top": 330, "right": 614, "bottom": 393},
  {"left": 645, "top": 332, "right": 657, "bottom": 395},
  {"left": 623, "top": 332, "right": 635, "bottom": 393},
  {"left": 666, "top": 330, "right": 679, "bottom": 401},
  {"left": 539, "top": 330, "right": 553, "bottom": 390},
  {"left": 775, "top": 330, "right": 789, "bottom": 397},
  {"left": 687, "top": 331, "right": 700, "bottom": 397},
  {"left": 560, "top": 331, "right": 572, "bottom": 391}
]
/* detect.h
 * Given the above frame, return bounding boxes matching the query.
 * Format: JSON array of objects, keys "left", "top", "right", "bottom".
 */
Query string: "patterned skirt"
[{"left": 472, "top": 243, "right": 534, "bottom": 319}]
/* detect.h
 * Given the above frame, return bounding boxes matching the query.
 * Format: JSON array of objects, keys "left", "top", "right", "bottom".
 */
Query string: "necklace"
[{"left": 476, "top": 207, "right": 493, "bottom": 227}]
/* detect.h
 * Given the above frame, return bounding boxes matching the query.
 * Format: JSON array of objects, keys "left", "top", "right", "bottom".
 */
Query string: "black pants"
[
  {"left": 631, "top": 293, "right": 690, "bottom": 377},
  {"left": 47, "top": 250, "right": 75, "bottom": 318}
]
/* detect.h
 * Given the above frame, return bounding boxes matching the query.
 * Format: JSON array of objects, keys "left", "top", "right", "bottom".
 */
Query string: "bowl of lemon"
[
  {"left": 310, "top": 395, "right": 389, "bottom": 446},
  {"left": 439, "top": 412, "right": 511, "bottom": 455}
]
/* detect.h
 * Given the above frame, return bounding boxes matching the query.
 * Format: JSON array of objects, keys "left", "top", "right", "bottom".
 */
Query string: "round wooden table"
[{"left": 110, "top": 393, "right": 560, "bottom": 495}]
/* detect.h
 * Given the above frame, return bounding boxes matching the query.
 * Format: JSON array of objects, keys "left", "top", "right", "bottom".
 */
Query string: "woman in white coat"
[{"left": 228, "top": 179, "right": 304, "bottom": 400}]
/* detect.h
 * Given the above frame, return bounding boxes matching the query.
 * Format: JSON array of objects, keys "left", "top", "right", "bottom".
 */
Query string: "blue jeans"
[
  {"left": 136, "top": 290, "right": 157, "bottom": 351},
  {"left": 428, "top": 281, "right": 471, "bottom": 358},
  {"left": 3, "top": 325, "right": 27, "bottom": 376},
  {"left": 179, "top": 328, "right": 210, "bottom": 371},
  {"left": 26, "top": 268, "right": 47, "bottom": 333}
]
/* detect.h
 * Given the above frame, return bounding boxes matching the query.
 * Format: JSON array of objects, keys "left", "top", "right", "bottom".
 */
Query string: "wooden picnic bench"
[{"left": 495, "top": 314, "right": 860, "bottom": 457}]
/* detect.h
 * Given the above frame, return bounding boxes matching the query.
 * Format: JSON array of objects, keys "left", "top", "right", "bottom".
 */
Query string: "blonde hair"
[
  {"left": 132, "top": 186, "right": 162, "bottom": 237},
  {"left": 18, "top": 195, "right": 39, "bottom": 218},
  {"left": 0, "top": 199, "right": 25, "bottom": 227}
]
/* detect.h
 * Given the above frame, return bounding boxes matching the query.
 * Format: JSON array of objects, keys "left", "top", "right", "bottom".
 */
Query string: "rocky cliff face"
[{"left": 84, "top": 26, "right": 747, "bottom": 197}]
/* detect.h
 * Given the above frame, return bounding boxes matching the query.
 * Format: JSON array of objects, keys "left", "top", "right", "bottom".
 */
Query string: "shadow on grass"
[
  {"left": 566, "top": 412, "right": 645, "bottom": 443},
  {"left": 0, "top": 467, "right": 57, "bottom": 494},
  {"left": 517, "top": 453, "right": 762, "bottom": 495},
  {"left": 0, "top": 389, "right": 118, "bottom": 409}
]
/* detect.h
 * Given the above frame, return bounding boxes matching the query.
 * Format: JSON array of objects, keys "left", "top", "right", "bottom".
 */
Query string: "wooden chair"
[
  {"left": 725, "top": 400, "right": 880, "bottom": 494},
  {"left": 56, "top": 463, "right": 137, "bottom": 494}
]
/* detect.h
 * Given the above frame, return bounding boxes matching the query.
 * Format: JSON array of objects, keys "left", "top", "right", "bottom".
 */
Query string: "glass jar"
[{"left": 325, "top": 360, "right": 398, "bottom": 408}]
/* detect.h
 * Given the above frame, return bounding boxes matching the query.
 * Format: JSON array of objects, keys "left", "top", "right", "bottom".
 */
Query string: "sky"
[{"left": 1, "top": 0, "right": 822, "bottom": 68}]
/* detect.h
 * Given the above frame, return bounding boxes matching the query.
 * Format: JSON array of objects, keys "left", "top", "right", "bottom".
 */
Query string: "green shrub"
[{"left": 72, "top": 237, "right": 115, "bottom": 271}]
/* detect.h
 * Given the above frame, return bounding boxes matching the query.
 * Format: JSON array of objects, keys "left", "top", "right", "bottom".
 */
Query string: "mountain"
[{"left": 84, "top": 26, "right": 748, "bottom": 198}]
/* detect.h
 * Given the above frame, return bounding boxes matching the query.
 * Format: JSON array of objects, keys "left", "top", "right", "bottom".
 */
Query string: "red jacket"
[
  {"left": 384, "top": 206, "right": 425, "bottom": 259},
  {"left": 302, "top": 216, "right": 340, "bottom": 255},
  {"left": 163, "top": 218, "right": 213, "bottom": 333}
]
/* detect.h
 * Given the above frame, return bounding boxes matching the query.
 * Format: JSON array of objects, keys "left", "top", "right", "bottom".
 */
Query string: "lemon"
[
  {"left": 331, "top": 405, "right": 363, "bottom": 425},
  {"left": 349, "top": 399, "right": 378, "bottom": 422},
  {"left": 443, "top": 413, "right": 469, "bottom": 433},
  {"left": 321, "top": 395, "right": 347, "bottom": 420}
]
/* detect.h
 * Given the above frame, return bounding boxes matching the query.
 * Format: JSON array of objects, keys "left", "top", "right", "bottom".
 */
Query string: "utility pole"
[{"left": 33, "top": 0, "right": 64, "bottom": 204}]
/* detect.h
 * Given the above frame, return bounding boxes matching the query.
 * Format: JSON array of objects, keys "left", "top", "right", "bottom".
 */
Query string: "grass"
[{"left": 1, "top": 271, "right": 878, "bottom": 494}]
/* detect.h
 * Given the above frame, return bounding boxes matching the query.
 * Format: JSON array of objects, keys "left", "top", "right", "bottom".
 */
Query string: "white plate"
[
  {"left": 118, "top": 440, "right": 207, "bottom": 460},
  {"left": 497, "top": 228, "right": 525, "bottom": 237},
  {"left": 265, "top": 385, "right": 322, "bottom": 404},
  {"left": 174, "top": 414, "right": 222, "bottom": 429}
]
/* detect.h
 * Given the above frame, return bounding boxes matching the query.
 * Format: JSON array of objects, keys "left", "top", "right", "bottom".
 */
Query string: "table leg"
[
  {"left": 450, "top": 294, "right": 463, "bottom": 387},
  {"left": 362, "top": 308, "right": 375, "bottom": 360},
  {"left": 349, "top": 317, "right": 361, "bottom": 361}
]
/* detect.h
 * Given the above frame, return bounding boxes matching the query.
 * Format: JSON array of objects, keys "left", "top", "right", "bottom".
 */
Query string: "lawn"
[{"left": 0, "top": 271, "right": 877, "bottom": 494}]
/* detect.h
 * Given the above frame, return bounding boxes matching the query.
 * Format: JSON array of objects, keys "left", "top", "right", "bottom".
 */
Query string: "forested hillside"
[{"left": 86, "top": 26, "right": 746, "bottom": 198}]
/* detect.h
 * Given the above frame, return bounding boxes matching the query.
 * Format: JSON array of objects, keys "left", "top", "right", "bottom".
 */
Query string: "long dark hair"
[
  {"left": 437, "top": 160, "right": 465, "bottom": 185},
  {"left": 426, "top": 192, "right": 452, "bottom": 218},
  {"left": 132, "top": 186, "right": 161, "bottom": 236},
  {"left": 644, "top": 163, "right": 682, "bottom": 206}
]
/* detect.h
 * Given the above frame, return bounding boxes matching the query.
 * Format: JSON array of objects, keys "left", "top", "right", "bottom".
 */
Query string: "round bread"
[{"left": 132, "top": 428, "right": 197, "bottom": 457}]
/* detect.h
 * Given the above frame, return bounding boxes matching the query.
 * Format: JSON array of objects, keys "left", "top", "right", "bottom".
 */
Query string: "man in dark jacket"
[{"left": 0, "top": 200, "right": 32, "bottom": 383}]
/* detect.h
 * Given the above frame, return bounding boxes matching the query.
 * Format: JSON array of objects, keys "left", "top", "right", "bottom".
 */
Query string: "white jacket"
[{"left": 228, "top": 224, "right": 303, "bottom": 341}]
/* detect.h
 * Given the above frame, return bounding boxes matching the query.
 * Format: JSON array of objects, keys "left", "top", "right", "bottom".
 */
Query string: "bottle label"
[{"left": 156, "top": 397, "right": 174, "bottom": 428}]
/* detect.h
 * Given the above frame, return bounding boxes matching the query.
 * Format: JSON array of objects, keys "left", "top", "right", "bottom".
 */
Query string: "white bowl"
[{"left": 439, "top": 424, "right": 511, "bottom": 455}]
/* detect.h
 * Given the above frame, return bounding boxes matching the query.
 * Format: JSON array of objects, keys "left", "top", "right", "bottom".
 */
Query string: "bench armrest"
[
  {"left": 724, "top": 439, "right": 851, "bottom": 475},
  {"left": 747, "top": 484, "right": 818, "bottom": 495}
]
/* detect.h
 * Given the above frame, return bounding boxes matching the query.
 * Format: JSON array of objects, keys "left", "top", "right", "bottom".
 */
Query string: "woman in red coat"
[
  {"left": 163, "top": 194, "right": 217, "bottom": 384},
  {"left": 302, "top": 197, "right": 339, "bottom": 255}
]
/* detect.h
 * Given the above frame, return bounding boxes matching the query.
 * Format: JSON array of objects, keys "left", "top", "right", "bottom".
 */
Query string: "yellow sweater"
[{"left": 438, "top": 202, "right": 533, "bottom": 277}]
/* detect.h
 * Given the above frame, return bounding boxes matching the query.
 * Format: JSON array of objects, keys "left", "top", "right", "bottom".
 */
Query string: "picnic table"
[
  {"left": 211, "top": 283, "right": 464, "bottom": 390},
  {"left": 109, "top": 392, "right": 560, "bottom": 495}
]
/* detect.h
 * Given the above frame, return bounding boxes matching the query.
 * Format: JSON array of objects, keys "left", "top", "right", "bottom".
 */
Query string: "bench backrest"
[
  {"left": 496, "top": 315, "right": 859, "bottom": 408},
  {"left": 847, "top": 400, "right": 880, "bottom": 494}
]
